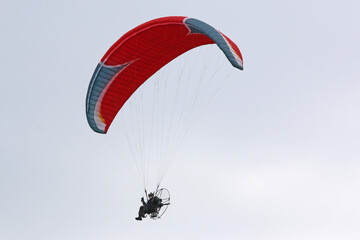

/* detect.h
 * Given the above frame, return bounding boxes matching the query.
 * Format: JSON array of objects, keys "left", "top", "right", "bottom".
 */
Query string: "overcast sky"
[{"left": 1, "top": 0, "right": 360, "bottom": 239}]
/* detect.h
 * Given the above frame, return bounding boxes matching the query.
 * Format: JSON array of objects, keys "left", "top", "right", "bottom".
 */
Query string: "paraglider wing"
[{"left": 86, "top": 16, "right": 243, "bottom": 134}]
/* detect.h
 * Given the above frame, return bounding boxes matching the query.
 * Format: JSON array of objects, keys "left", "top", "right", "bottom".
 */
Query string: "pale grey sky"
[{"left": 1, "top": 0, "right": 360, "bottom": 239}]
